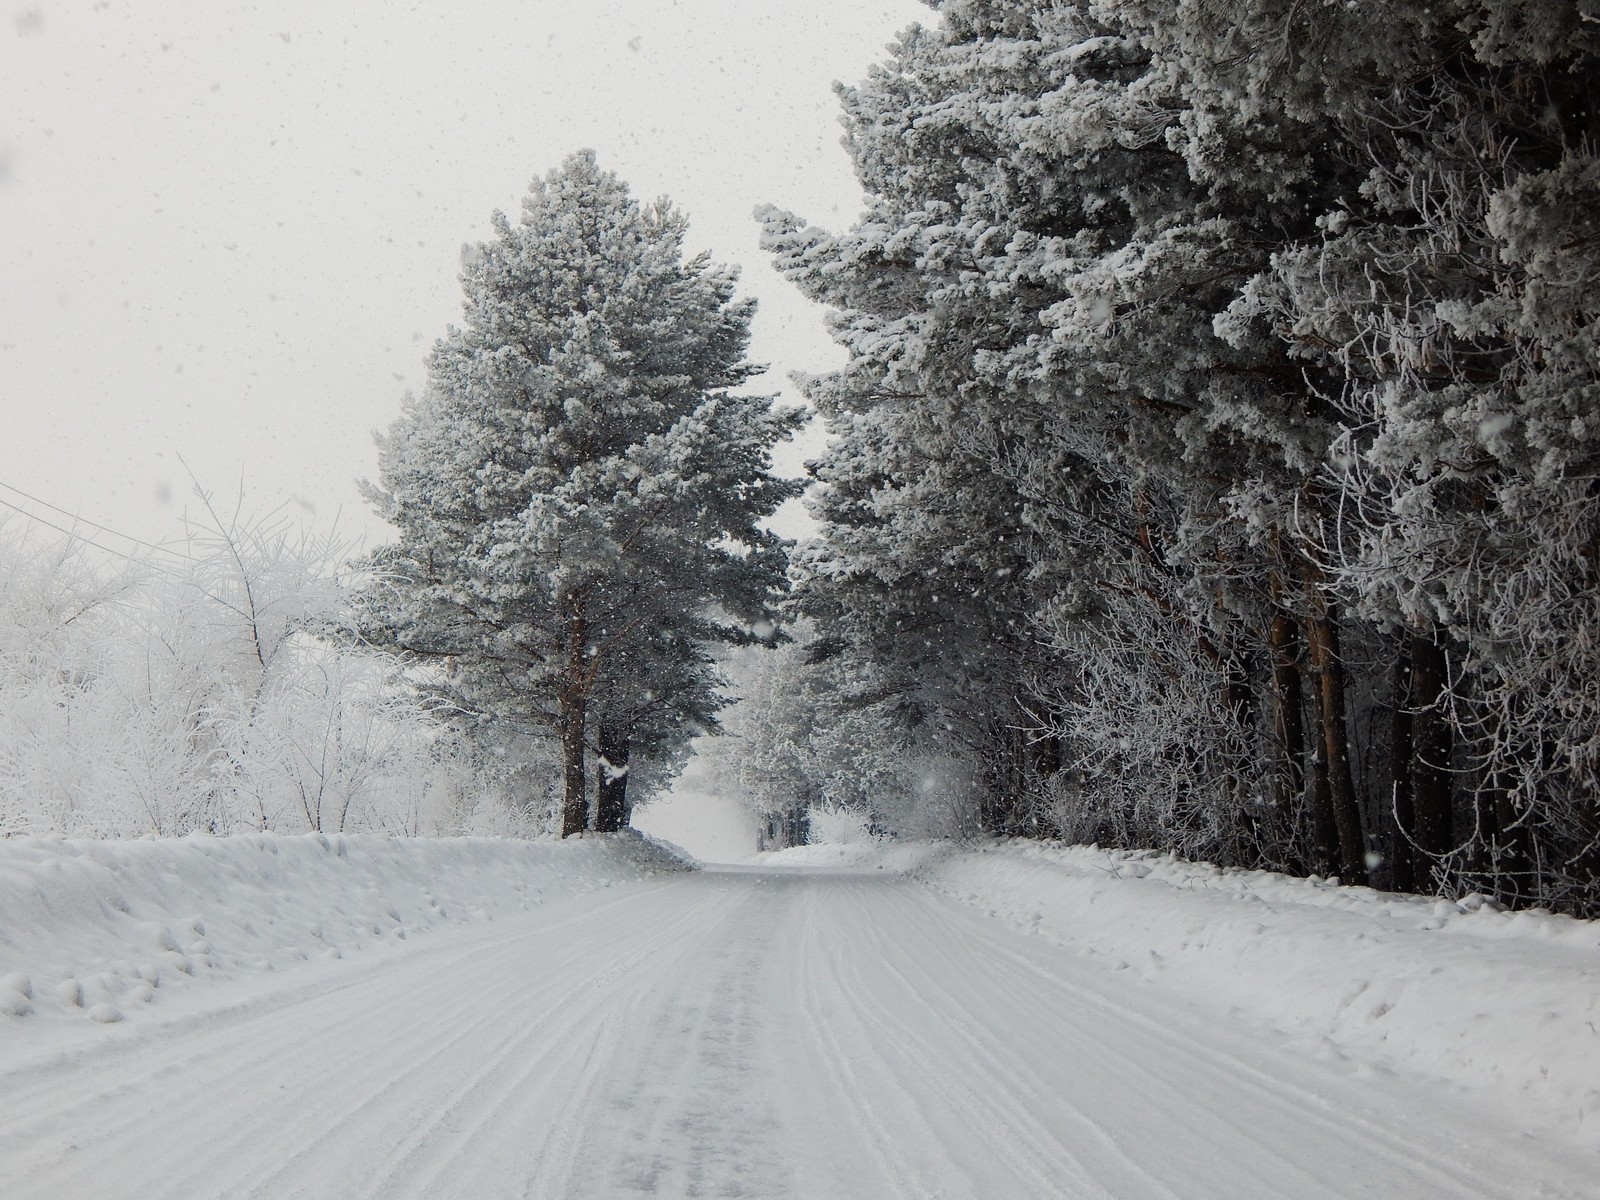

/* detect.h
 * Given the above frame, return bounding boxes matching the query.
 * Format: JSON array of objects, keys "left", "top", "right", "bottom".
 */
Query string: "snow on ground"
[
  {"left": 0, "top": 829, "right": 690, "bottom": 1034},
  {"left": 1, "top": 830, "right": 1595, "bottom": 1196},
  {"left": 3, "top": 853, "right": 1593, "bottom": 1198},
  {"left": 757, "top": 837, "right": 1600, "bottom": 1148}
]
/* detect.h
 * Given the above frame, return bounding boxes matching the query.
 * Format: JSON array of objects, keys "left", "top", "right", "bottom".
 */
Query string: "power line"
[
  {"left": 0, "top": 494, "right": 192, "bottom": 573},
  {"left": 0, "top": 479, "right": 192, "bottom": 562}
]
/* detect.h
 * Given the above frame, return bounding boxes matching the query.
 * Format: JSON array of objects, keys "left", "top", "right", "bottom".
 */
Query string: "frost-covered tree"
[
  {"left": 760, "top": 0, "right": 1314, "bottom": 850},
  {"left": 705, "top": 631, "right": 968, "bottom": 847},
  {"left": 0, "top": 505, "right": 482, "bottom": 839},
  {"left": 1213, "top": 0, "right": 1600, "bottom": 903},
  {"left": 360, "top": 152, "right": 803, "bottom": 836},
  {"left": 765, "top": 0, "right": 1600, "bottom": 910}
]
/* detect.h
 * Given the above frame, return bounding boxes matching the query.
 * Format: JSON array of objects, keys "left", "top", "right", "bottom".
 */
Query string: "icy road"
[{"left": 1, "top": 864, "right": 1588, "bottom": 1199}]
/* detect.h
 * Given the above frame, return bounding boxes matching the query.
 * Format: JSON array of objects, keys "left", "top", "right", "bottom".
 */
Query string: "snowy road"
[{"left": 1, "top": 864, "right": 1589, "bottom": 1199}]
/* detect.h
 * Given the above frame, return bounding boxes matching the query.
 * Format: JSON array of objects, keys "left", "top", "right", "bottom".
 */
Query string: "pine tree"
[
  {"left": 765, "top": 0, "right": 1600, "bottom": 909},
  {"left": 360, "top": 152, "right": 803, "bottom": 836},
  {"left": 758, "top": 0, "right": 1279, "bottom": 842}
]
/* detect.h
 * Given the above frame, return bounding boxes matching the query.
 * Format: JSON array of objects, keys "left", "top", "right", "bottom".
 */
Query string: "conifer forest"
[
  {"left": 743, "top": 0, "right": 1600, "bottom": 914},
  {"left": 5, "top": 4, "right": 1600, "bottom": 1196},
  {"left": 3, "top": 0, "right": 1599, "bottom": 919}
]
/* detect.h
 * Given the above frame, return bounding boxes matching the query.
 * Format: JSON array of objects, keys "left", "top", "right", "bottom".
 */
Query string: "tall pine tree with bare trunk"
[{"left": 358, "top": 152, "right": 801, "bottom": 836}]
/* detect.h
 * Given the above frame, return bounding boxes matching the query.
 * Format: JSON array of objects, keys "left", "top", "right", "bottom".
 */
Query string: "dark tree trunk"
[
  {"left": 1030, "top": 730, "right": 1063, "bottom": 839},
  {"left": 1389, "top": 640, "right": 1417, "bottom": 894},
  {"left": 560, "top": 709, "right": 588, "bottom": 837},
  {"left": 786, "top": 804, "right": 810, "bottom": 848},
  {"left": 1305, "top": 588, "right": 1367, "bottom": 885},
  {"left": 1273, "top": 611, "right": 1333, "bottom": 874},
  {"left": 1410, "top": 633, "right": 1453, "bottom": 879},
  {"left": 1268, "top": 613, "right": 1308, "bottom": 816},
  {"left": 1303, "top": 727, "right": 1339, "bottom": 876},
  {"left": 559, "top": 612, "right": 591, "bottom": 838},
  {"left": 593, "top": 720, "right": 631, "bottom": 833}
]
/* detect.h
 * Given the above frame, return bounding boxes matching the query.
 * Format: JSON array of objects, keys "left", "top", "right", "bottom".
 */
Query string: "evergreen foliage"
[
  {"left": 360, "top": 153, "right": 803, "bottom": 835},
  {"left": 758, "top": 0, "right": 1600, "bottom": 911}
]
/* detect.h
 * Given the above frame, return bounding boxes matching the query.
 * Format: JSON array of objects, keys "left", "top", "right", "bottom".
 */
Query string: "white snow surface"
[
  {"left": 760, "top": 837, "right": 1600, "bottom": 1150},
  {"left": 0, "top": 830, "right": 691, "bottom": 1036},
  {"left": 0, "top": 830, "right": 1594, "bottom": 1197}
]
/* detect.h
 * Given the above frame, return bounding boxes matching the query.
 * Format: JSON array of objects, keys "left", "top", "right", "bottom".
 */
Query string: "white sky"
[{"left": 0, "top": 0, "right": 926, "bottom": 556}]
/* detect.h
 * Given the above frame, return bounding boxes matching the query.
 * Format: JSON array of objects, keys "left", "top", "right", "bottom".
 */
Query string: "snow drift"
[
  {"left": 0, "top": 830, "right": 691, "bottom": 1028},
  {"left": 759, "top": 838, "right": 1600, "bottom": 1147}
]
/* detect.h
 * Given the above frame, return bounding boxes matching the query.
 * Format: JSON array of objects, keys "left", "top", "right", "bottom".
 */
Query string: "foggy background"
[{"left": 1, "top": 0, "right": 925, "bottom": 553}]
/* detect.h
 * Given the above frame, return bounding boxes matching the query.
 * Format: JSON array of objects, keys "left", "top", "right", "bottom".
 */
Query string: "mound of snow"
[
  {"left": 775, "top": 836, "right": 1600, "bottom": 1146},
  {"left": 750, "top": 840, "right": 941, "bottom": 871},
  {"left": 0, "top": 830, "right": 691, "bottom": 1029}
]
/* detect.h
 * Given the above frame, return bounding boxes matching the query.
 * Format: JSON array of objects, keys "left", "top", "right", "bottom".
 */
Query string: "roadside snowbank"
[
  {"left": 0, "top": 830, "right": 691, "bottom": 1027},
  {"left": 759, "top": 837, "right": 1600, "bottom": 1145},
  {"left": 736, "top": 840, "right": 937, "bottom": 871}
]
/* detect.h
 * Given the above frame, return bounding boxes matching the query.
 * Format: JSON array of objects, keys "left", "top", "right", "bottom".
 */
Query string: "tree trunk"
[
  {"left": 785, "top": 803, "right": 810, "bottom": 848},
  {"left": 559, "top": 612, "right": 591, "bottom": 838},
  {"left": 593, "top": 720, "right": 631, "bottom": 833},
  {"left": 1304, "top": 591, "right": 1367, "bottom": 885},
  {"left": 1410, "top": 632, "right": 1452, "bottom": 880},
  {"left": 1389, "top": 639, "right": 1417, "bottom": 894},
  {"left": 1269, "top": 611, "right": 1321, "bottom": 871},
  {"left": 978, "top": 718, "right": 1019, "bottom": 835}
]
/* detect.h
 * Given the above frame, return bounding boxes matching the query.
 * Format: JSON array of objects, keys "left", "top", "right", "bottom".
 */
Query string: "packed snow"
[
  {"left": 759, "top": 838, "right": 1600, "bottom": 1149},
  {"left": 0, "top": 830, "right": 690, "bottom": 1038},
  {"left": 1, "top": 831, "right": 1595, "bottom": 1197}
]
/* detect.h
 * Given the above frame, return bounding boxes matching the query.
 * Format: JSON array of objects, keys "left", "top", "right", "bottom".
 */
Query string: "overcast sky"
[{"left": 0, "top": 0, "right": 925, "bottom": 557}]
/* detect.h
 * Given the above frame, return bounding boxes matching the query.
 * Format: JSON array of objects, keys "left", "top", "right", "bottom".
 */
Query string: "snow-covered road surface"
[{"left": 2, "top": 864, "right": 1589, "bottom": 1199}]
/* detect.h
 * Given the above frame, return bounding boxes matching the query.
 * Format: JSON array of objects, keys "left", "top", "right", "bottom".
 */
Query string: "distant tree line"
[
  {"left": 0, "top": 502, "right": 551, "bottom": 839},
  {"left": 751, "top": 0, "right": 1600, "bottom": 912}
]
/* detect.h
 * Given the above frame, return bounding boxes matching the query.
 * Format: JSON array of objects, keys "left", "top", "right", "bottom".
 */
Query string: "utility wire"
[
  {"left": 0, "top": 479, "right": 192, "bottom": 562},
  {"left": 0, "top": 494, "right": 192, "bottom": 574}
]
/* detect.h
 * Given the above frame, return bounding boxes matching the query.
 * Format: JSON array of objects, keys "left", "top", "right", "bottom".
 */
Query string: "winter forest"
[{"left": 5, "top": 0, "right": 1600, "bottom": 918}]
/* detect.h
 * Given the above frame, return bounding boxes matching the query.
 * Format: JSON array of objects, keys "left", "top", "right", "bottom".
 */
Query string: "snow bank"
[
  {"left": 759, "top": 838, "right": 1600, "bottom": 1145},
  {"left": 741, "top": 839, "right": 936, "bottom": 870},
  {"left": 0, "top": 830, "right": 691, "bottom": 1028}
]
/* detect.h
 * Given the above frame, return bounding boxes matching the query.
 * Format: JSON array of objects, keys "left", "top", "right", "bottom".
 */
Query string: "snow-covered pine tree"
[
  {"left": 360, "top": 152, "right": 803, "bottom": 836},
  {"left": 766, "top": 0, "right": 1600, "bottom": 909},
  {"left": 1211, "top": 0, "right": 1600, "bottom": 905},
  {"left": 760, "top": 0, "right": 1319, "bottom": 851}
]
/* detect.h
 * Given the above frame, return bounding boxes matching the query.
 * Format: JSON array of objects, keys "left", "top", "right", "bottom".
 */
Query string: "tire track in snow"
[
  {"left": 789, "top": 877, "right": 1122, "bottom": 1199},
  {"left": 242, "top": 879, "right": 731, "bottom": 1200},
  {"left": 3, "top": 865, "right": 1593, "bottom": 1199},
  {"left": 0, "top": 878, "right": 718, "bottom": 1200},
  {"left": 849, "top": 914, "right": 1184, "bottom": 1200},
  {"left": 252, "top": 882, "right": 723, "bottom": 1200},
  {"left": 842, "top": 881, "right": 1293, "bottom": 1197},
  {"left": 545, "top": 872, "right": 799, "bottom": 1199},
  {"left": 849, "top": 876, "right": 1573, "bottom": 1199},
  {"left": 395, "top": 884, "right": 745, "bottom": 1200},
  {"left": 787, "top": 891, "right": 1007, "bottom": 1198},
  {"left": 911, "top": 892, "right": 1494, "bottom": 1196}
]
